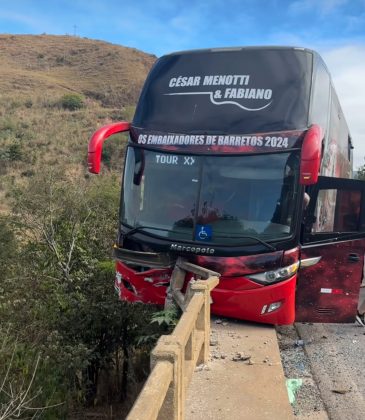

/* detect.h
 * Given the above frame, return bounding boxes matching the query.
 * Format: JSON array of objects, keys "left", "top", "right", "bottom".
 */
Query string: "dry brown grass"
[
  {"left": 0, "top": 34, "right": 156, "bottom": 106},
  {"left": 0, "top": 34, "right": 154, "bottom": 212}
]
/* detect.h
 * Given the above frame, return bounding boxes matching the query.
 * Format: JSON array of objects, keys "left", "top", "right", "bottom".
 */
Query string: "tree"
[
  {"left": 356, "top": 160, "right": 365, "bottom": 180},
  {"left": 1, "top": 170, "right": 160, "bottom": 417}
]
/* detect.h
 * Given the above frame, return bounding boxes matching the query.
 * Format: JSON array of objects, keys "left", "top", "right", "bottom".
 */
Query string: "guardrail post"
[
  {"left": 151, "top": 337, "right": 183, "bottom": 420},
  {"left": 191, "top": 277, "right": 219, "bottom": 364}
]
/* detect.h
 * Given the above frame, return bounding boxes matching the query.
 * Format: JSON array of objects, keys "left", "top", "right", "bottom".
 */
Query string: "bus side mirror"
[
  {"left": 88, "top": 121, "right": 130, "bottom": 174},
  {"left": 300, "top": 124, "right": 323, "bottom": 185}
]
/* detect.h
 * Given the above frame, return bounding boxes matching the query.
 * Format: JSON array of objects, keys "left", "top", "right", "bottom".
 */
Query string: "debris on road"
[
  {"left": 231, "top": 352, "right": 251, "bottom": 362},
  {"left": 331, "top": 389, "right": 350, "bottom": 394},
  {"left": 286, "top": 378, "right": 303, "bottom": 405},
  {"left": 195, "top": 364, "right": 210, "bottom": 372}
]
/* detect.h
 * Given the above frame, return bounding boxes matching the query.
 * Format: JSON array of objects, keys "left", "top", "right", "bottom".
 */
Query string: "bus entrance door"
[{"left": 296, "top": 176, "right": 365, "bottom": 323}]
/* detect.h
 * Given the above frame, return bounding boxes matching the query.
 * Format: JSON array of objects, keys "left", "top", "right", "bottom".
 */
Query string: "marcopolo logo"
[
  {"left": 166, "top": 74, "right": 273, "bottom": 111},
  {"left": 170, "top": 244, "right": 215, "bottom": 255}
]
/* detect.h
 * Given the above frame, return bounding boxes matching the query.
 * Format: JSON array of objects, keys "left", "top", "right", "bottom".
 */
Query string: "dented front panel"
[{"left": 115, "top": 247, "right": 300, "bottom": 325}]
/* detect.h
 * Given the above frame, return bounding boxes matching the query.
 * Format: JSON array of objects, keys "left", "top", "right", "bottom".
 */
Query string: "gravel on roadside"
[{"left": 276, "top": 325, "right": 328, "bottom": 419}]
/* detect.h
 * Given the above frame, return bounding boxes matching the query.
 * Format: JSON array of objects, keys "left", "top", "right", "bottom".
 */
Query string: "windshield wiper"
[
  {"left": 121, "top": 224, "right": 277, "bottom": 251},
  {"left": 213, "top": 234, "right": 277, "bottom": 251},
  {"left": 121, "top": 224, "right": 171, "bottom": 240}
]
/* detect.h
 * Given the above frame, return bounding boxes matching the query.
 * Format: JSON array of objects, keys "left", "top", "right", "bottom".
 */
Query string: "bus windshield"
[
  {"left": 133, "top": 48, "right": 312, "bottom": 134},
  {"left": 121, "top": 148, "right": 300, "bottom": 246}
]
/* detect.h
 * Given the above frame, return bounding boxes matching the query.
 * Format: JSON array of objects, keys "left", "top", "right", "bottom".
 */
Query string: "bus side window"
[
  {"left": 312, "top": 188, "right": 361, "bottom": 233},
  {"left": 309, "top": 60, "right": 330, "bottom": 134},
  {"left": 334, "top": 189, "right": 361, "bottom": 231}
]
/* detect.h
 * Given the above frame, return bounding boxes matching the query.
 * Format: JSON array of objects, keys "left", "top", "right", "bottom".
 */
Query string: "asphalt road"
[
  {"left": 296, "top": 322, "right": 365, "bottom": 420},
  {"left": 278, "top": 320, "right": 365, "bottom": 420}
]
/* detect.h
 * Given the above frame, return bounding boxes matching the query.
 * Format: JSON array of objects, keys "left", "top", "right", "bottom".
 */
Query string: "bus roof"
[
  {"left": 163, "top": 45, "right": 316, "bottom": 57},
  {"left": 162, "top": 46, "right": 330, "bottom": 77}
]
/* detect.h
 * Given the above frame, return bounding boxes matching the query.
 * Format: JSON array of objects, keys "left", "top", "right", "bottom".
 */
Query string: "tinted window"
[
  {"left": 312, "top": 189, "right": 361, "bottom": 233},
  {"left": 309, "top": 59, "right": 330, "bottom": 131},
  {"left": 121, "top": 147, "right": 300, "bottom": 245},
  {"left": 133, "top": 48, "right": 312, "bottom": 134}
]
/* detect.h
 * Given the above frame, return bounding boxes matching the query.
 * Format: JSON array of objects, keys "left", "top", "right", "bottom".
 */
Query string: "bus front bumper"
[
  {"left": 210, "top": 276, "right": 297, "bottom": 325},
  {"left": 115, "top": 259, "right": 297, "bottom": 325}
]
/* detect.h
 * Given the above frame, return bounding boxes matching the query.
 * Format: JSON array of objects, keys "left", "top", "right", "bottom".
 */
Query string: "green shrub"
[
  {"left": 0, "top": 118, "right": 17, "bottom": 134},
  {"left": 0, "top": 141, "right": 24, "bottom": 162},
  {"left": 24, "top": 98, "right": 33, "bottom": 108},
  {"left": 59, "top": 94, "right": 85, "bottom": 111}
]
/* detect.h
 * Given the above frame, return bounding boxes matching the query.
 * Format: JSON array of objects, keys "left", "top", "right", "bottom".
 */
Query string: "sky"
[{"left": 1, "top": 0, "right": 365, "bottom": 167}]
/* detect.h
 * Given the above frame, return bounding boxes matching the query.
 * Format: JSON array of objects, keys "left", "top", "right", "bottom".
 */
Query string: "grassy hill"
[
  {"left": 0, "top": 34, "right": 156, "bottom": 212},
  {"left": 0, "top": 34, "right": 156, "bottom": 106}
]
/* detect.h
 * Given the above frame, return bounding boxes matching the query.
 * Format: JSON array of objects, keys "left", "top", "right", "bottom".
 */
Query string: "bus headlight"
[{"left": 247, "top": 262, "right": 299, "bottom": 285}]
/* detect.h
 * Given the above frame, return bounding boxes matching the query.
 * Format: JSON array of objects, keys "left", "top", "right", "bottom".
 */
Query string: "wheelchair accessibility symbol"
[
  {"left": 195, "top": 225, "right": 212, "bottom": 242},
  {"left": 199, "top": 227, "right": 208, "bottom": 240}
]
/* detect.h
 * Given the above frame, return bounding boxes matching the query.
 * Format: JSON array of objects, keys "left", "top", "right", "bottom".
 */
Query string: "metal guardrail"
[{"left": 127, "top": 259, "right": 220, "bottom": 420}]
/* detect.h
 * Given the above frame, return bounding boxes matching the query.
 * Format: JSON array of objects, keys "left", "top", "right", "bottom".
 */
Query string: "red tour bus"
[{"left": 88, "top": 46, "right": 365, "bottom": 325}]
